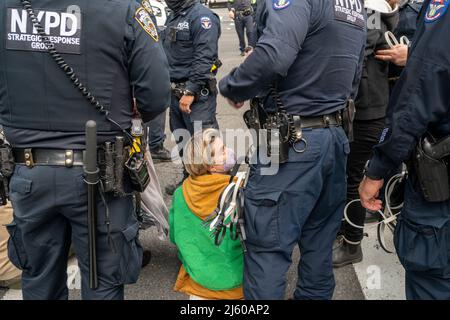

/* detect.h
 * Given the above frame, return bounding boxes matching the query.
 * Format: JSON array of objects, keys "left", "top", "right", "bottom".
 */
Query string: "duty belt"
[
  {"left": 13, "top": 148, "right": 84, "bottom": 168},
  {"left": 293, "top": 111, "right": 343, "bottom": 130}
]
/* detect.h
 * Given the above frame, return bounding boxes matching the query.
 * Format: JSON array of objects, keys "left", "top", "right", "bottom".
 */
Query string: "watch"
[{"left": 363, "top": 160, "right": 383, "bottom": 181}]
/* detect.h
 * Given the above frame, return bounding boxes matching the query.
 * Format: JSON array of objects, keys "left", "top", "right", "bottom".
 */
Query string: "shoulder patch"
[
  {"left": 273, "top": 0, "right": 291, "bottom": 10},
  {"left": 135, "top": 7, "right": 159, "bottom": 42},
  {"left": 201, "top": 16, "right": 212, "bottom": 30},
  {"left": 425, "top": 0, "right": 449, "bottom": 23},
  {"left": 141, "top": 0, "right": 154, "bottom": 15}
]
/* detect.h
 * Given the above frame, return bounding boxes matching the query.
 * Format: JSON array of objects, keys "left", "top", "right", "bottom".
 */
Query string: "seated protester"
[{"left": 169, "top": 129, "right": 243, "bottom": 300}]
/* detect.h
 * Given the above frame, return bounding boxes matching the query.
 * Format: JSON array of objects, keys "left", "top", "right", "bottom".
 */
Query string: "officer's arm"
[
  {"left": 185, "top": 14, "right": 220, "bottom": 95},
  {"left": 127, "top": 3, "right": 171, "bottom": 123},
  {"left": 366, "top": 57, "right": 450, "bottom": 179},
  {"left": 219, "top": 0, "right": 311, "bottom": 102}
]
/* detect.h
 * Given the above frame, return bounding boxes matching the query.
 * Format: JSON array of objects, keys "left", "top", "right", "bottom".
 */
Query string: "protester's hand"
[
  {"left": 226, "top": 98, "right": 245, "bottom": 109},
  {"left": 179, "top": 95, "right": 195, "bottom": 114},
  {"left": 375, "top": 44, "right": 408, "bottom": 66},
  {"left": 229, "top": 10, "right": 235, "bottom": 20},
  {"left": 359, "top": 177, "right": 384, "bottom": 212}
]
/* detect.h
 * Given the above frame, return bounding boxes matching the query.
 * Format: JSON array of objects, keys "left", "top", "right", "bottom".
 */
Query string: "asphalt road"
[{"left": 0, "top": 7, "right": 365, "bottom": 301}]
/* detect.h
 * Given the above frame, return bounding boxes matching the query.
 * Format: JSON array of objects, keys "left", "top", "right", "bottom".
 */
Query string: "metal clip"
[
  {"left": 24, "top": 148, "right": 34, "bottom": 168},
  {"left": 65, "top": 150, "right": 74, "bottom": 168}
]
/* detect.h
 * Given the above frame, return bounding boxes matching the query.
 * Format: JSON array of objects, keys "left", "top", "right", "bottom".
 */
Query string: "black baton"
[{"left": 84, "top": 120, "right": 99, "bottom": 289}]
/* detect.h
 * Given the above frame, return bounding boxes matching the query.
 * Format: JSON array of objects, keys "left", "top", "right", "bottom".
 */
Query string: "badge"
[
  {"left": 201, "top": 17, "right": 212, "bottom": 30},
  {"left": 135, "top": 7, "right": 159, "bottom": 41},
  {"left": 273, "top": 0, "right": 291, "bottom": 10},
  {"left": 425, "top": 0, "right": 449, "bottom": 23},
  {"left": 141, "top": 0, "right": 154, "bottom": 15}
]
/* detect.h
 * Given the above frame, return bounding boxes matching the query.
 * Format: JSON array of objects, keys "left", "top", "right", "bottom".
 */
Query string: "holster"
[
  {"left": 414, "top": 134, "right": 450, "bottom": 202},
  {"left": 244, "top": 98, "right": 290, "bottom": 164},
  {"left": 342, "top": 99, "right": 356, "bottom": 142}
]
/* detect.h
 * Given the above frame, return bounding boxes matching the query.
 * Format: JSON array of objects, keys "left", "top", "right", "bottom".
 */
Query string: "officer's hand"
[
  {"left": 226, "top": 99, "right": 245, "bottom": 109},
  {"left": 375, "top": 44, "right": 408, "bottom": 67},
  {"left": 229, "top": 10, "right": 235, "bottom": 20},
  {"left": 179, "top": 95, "right": 195, "bottom": 114},
  {"left": 359, "top": 177, "right": 384, "bottom": 212}
]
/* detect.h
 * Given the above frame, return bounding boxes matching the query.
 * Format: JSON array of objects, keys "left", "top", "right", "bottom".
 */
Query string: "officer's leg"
[
  {"left": 188, "top": 91, "right": 219, "bottom": 133},
  {"left": 394, "top": 172, "right": 450, "bottom": 300},
  {"left": 146, "top": 110, "right": 167, "bottom": 150},
  {"left": 62, "top": 167, "right": 142, "bottom": 300},
  {"left": 234, "top": 17, "right": 246, "bottom": 53},
  {"left": 295, "top": 127, "right": 349, "bottom": 300},
  {"left": 243, "top": 129, "right": 328, "bottom": 300},
  {"left": 7, "top": 165, "right": 72, "bottom": 300},
  {"left": 244, "top": 15, "right": 257, "bottom": 48}
]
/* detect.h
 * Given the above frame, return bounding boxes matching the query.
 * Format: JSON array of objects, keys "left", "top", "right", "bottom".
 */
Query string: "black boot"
[
  {"left": 332, "top": 237, "right": 363, "bottom": 268},
  {"left": 150, "top": 143, "right": 172, "bottom": 162}
]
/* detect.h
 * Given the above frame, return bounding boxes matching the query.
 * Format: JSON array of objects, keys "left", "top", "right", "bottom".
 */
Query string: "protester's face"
[{"left": 208, "top": 139, "right": 227, "bottom": 174}]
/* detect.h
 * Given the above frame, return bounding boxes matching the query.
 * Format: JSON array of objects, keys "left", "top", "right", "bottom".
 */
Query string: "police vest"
[{"left": 0, "top": 0, "right": 133, "bottom": 133}]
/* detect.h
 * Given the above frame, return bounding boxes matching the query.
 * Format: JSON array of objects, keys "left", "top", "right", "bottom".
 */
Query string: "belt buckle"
[
  {"left": 24, "top": 148, "right": 34, "bottom": 168},
  {"left": 323, "top": 115, "right": 331, "bottom": 127},
  {"left": 65, "top": 150, "right": 74, "bottom": 168}
]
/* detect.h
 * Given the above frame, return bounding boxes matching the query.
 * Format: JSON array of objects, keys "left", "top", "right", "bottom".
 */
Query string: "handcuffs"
[
  {"left": 384, "top": 31, "right": 410, "bottom": 48},
  {"left": 203, "top": 171, "right": 248, "bottom": 251}
]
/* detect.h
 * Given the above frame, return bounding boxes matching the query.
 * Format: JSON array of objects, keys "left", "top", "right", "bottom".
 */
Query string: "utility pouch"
[
  {"left": 264, "top": 114, "right": 290, "bottom": 164},
  {"left": 342, "top": 99, "right": 356, "bottom": 142},
  {"left": 207, "top": 78, "right": 218, "bottom": 95},
  {"left": 414, "top": 134, "right": 450, "bottom": 202},
  {"left": 127, "top": 118, "right": 150, "bottom": 192},
  {"left": 242, "top": 7, "right": 253, "bottom": 16},
  {"left": 0, "top": 135, "right": 14, "bottom": 205}
]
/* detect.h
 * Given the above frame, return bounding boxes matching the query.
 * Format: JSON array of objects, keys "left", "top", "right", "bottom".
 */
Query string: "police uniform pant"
[
  {"left": 394, "top": 171, "right": 450, "bottom": 300},
  {"left": 169, "top": 90, "right": 219, "bottom": 155},
  {"left": 6, "top": 165, "right": 142, "bottom": 300},
  {"left": 342, "top": 118, "right": 385, "bottom": 243},
  {"left": 243, "top": 127, "right": 350, "bottom": 300},
  {"left": 234, "top": 14, "right": 257, "bottom": 53},
  {"left": 146, "top": 110, "right": 167, "bottom": 150}
]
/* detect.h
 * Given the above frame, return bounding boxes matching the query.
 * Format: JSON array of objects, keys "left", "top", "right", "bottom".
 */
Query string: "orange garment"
[{"left": 174, "top": 174, "right": 243, "bottom": 300}]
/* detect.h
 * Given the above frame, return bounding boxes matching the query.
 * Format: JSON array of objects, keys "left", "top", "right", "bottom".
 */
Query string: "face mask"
[
  {"left": 222, "top": 148, "right": 237, "bottom": 173},
  {"left": 166, "top": 0, "right": 196, "bottom": 14}
]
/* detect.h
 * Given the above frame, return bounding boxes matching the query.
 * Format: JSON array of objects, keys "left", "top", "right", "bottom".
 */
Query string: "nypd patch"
[
  {"left": 135, "top": 7, "right": 159, "bottom": 42},
  {"left": 273, "top": 0, "right": 291, "bottom": 10},
  {"left": 201, "top": 17, "right": 212, "bottom": 30},
  {"left": 425, "top": 0, "right": 449, "bottom": 23},
  {"left": 141, "top": 0, "right": 154, "bottom": 15}
]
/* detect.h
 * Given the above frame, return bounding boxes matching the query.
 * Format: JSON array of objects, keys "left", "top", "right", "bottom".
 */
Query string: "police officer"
[
  {"left": 163, "top": 0, "right": 221, "bottom": 194},
  {"left": 220, "top": 0, "right": 366, "bottom": 299},
  {"left": 0, "top": 0, "right": 171, "bottom": 300},
  {"left": 359, "top": 0, "right": 450, "bottom": 300},
  {"left": 228, "top": 0, "right": 257, "bottom": 56}
]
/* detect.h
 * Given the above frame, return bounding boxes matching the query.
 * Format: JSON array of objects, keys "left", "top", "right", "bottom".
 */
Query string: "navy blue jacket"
[
  {"left": 367, "top": 0, "right": 450, "bottom": 179},
  {"left": 0, "top": 0, "right": 171, "bottom": 148},
  {"left": 162, "top": 2, "right": 220, "bottom": 94},
  {"left": 219, "top": 0, "right": 366, "bottom": 116}
]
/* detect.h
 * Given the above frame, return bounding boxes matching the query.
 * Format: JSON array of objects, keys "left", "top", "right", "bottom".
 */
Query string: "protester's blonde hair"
[{"left": 183, "top": 128, "right": 221, "bottom": 177}]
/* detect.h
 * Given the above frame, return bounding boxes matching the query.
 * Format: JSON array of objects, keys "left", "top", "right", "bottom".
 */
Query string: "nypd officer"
[
  {"left": 220, "top": 0, "right": 366, "bottom": 299},
  {"left": 359, "top": 0, "right": 450, "bottom": 300},
  {"left": 163, "top": 0, "right": 221, "bottom": 194},
  {"left": 0, "top": 0, "right": 171, "bottom": 300},
  {"left": 228, "top": 0, "right": 257, "bottom": 56}
]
